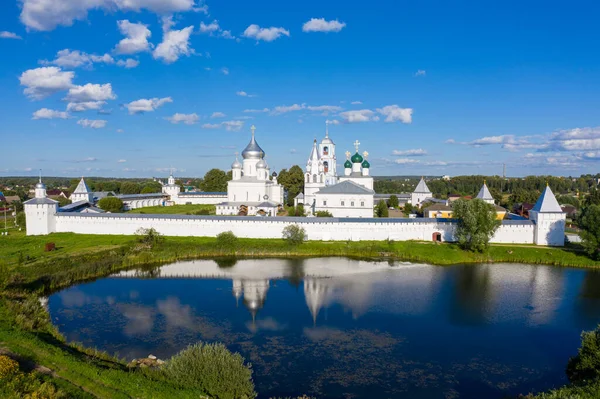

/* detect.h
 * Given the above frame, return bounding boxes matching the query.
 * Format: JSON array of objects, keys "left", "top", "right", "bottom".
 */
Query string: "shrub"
[
  {"left": 195, "top": 209, "right": 211, "bottom": 215},
  {"left": 135, "top": 228, "right": 164, "bottom": 247},
  {"left": 315, "top": 211, "right": 333, "bottom": 217},
  {"left": 16, "top": 212, "right": 26, "bottom": 228},
  {"left": 163, "top": 342, "right": 256, "bottom": 399},
  {"left": 216, "top": 231, "right": 238, "bottom": 251},
  {"left": 282, "top": 224, "right": 307, "bottom": 245},
  {"left": 287, "top": 205, "right": 306, "bottom": 217},
  {"left": 0, "top": 355, "right": 19, "bottom": 380},
  {"left": 98, "top": 197, "right": 124, "bottom": 213},
  {"left": 567, "top": 325, "right": 600, "bottom": 383}
]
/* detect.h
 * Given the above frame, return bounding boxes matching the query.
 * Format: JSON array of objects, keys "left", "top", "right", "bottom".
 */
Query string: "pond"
[{"left": 47, "top": 259, "right": 600, "bottom": 399}]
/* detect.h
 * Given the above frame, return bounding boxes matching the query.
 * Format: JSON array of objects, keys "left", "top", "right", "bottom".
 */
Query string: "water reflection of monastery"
[{"left": 114, "top": 259, "right": 581, "bottom": 327}]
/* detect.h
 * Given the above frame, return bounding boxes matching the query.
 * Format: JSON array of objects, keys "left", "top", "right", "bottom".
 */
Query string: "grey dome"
[
  {"left": 241, "top": 134, "right": 265, "bottom": 159},
  {"left": 256, "top": 158, "right": 267, "bottom": 169},
  {"left": 232, "top": 158, "right": 242, "bottom": 169},
  {"left": 321, "top": 136, "right": 334, "bottom": 145}
]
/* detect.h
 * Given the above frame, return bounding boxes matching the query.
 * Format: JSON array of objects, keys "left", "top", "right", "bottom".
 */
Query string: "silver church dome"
[
  {"left": 241, "top": 134, "right": 265, "bottom": 159},
  {"left": 231, "top": 158, "right": 242, "bottom": 169}
]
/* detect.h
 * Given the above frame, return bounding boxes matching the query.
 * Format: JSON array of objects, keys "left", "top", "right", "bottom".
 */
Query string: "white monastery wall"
[
  {"left": 51, "top": 213, "right": 537, "bottom": 244},
  {"left": 172, "top": 194, "right": 227, "bottom": 205}
]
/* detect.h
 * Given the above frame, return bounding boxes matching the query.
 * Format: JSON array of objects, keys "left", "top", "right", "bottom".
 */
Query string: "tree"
[
  {"left": 278, "top": 165, "right": 304, "bottom": 206},
  {"left": 288, "top": 204, "right": 306, "bottom": 217},
  {"left": 403, "top": 203, "right": 414, "bottom": 216},
  {"left": 200, "top": 169, "right": 230, "bottom": 192},
  {"left": 120, "top": 182, "right": 141, "bottom": 195},
  {"left": 57, "top": 197, "right": 71, "bottom": 207},
  {"left": 11, "top": 200, "right": 23, "bottom": 213},
  {"left": 98, "top": 197, "right": 124, "bottom": 213},
  {"left": 585, "top": 188, "right": 600, "bottom": 207},
  {"left": 315, "top": 210, "right": 333, "bottom": 217},
  {"left": 579, "top": 205, "right": 600, "bottom": 259},
  {"left": 388, "top": 195, "right": 399, "bottom": 208},
  {"left": 375, "top": 200, "right": 389, "bottom": 217},
  {"left": 141, "top": 181, "right": 162, "bottom": 194},
  {"left": 282, "top": 224, "right": 307, "bottom": 245},
  {"left": 566, "top": 325, "right": 600, "bottom": 384},
  {"left": 453, "top": 199, "right": 501, "bottom": 252}
]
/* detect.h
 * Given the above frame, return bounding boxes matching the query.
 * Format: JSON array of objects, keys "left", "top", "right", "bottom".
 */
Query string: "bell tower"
[{"left": 319, "top": 121, "right": 337, "bottom": 186}]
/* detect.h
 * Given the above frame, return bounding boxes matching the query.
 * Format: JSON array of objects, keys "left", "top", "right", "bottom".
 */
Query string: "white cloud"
[
  {"left": 271, "top": 103, "right": 305, "bottom": 115},
  {"left": 116, "top": 58, "right": 139, "bottom": 68},
  {"left": 244, "top": 108, "right": 269, "bottom": 113},
  {"left": 0, "top": 31, "right": 23, "bottom": 39},
  {"left": 306, "top": 105, "right": 342, "bottom": 115},
  {"left": 19, "top": 67, "right": 74, "bottom": 100},
  {"left": 339, "top": 109, "right": 377, "bottom": 123},
  {"left": 153, "top": 25, "right": 194, "bottom": 63},
  {"left": 77, "top": 118, "right": 107, "bottom": 129},
  {"left": 394, "top": 158, "right": 421, "bottom": 165},
  {"left": 42, "top": 49, "right": 114, "bottom": 68},
  {"left": 220, "top": 67, "right": 229, "bottom": 75},
  {"left": 470, "top": 135, "right": 514, "bottom": 146},
  {"left": 243, "top": 24, "right": 290, "bottom": 42},
  {"left": 236, "top": 91, "right": 257, "bottom": 97},
  {"left": 414, "top": 70, "right": 426, "bottom": 77},
  {"left": 199, "top": 20, "right": 219, "bottom": 33},
  {"left": 211, "top": 112, "right": 225, "bottom": 118},
  {"left": 392, "top": 149, "right": 427, "bottom": 156},
  {"left": 64, "top": 83, "right": 116, "bottom": 102},
  {"left": 32, "top": 108, "right": 69, "bottom": 120},
  {"left": 66, "top": 101, "right": 106, "bottom": 112},
  {"left": 165, "top": 112, "right": 199, "bottom": 124},
  {"left": 302, "top": 18, "right": 346, "bottom": 33},
  {"left": 201, "top": 120, "right": 244, "bottom": 131},
  {"left": 116, "top": 128, "right": 124, "bottom": 133},
  {"left": 20, "top": 0, "right": 197, "bottom": 32},
  {"left": 376, "top": 105, "right": 413, "bottom": 124},
  {"left": 222, "top": 120, "right": 244, "bottom": 131},
  {"left": 125, "top": 97, "right": 173, "bottom": 114},
  {"left": 350, "top": 101, "right": 362, "bottom": 105},
  {"left": 114, "top": 20, "right": 152, "bottom": 54},
  {"left": 445, "top": 139, "right": 456, "bottom": 144},
  {"left": 326, "top": 119, "right": 340, "bottom": 125},
  {"left": 117, "top": 159, "right": 127, "bottom": 163}
]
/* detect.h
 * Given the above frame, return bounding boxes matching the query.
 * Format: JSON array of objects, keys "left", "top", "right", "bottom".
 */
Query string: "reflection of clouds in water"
[
  {"left": 246, "top": 317, "right": 286, "bottom": 333},
  {"left": 129, "top": 290, "right": 139, "bottom": 300},
  {"left": 117, "top": 303, "right": 155, "bottom": 336},
  {"left": 60, "top": 289, "right": 101, "bottom": 308},
  {"left": 157, "top": 297, "right": 193, "bottom": 329}
]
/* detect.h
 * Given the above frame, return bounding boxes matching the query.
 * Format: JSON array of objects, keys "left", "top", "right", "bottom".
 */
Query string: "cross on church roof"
[
  {"left": 250, "top": 125, "right": 256, "bottom": 137},
  {"left": 345, "top": 150, "right": 351, "bottom": 159},
  {"left": 353, "top": 140, "right": 360, "bottom": 152}
]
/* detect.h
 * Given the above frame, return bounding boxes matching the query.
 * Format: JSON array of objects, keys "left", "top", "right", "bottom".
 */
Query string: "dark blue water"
[{"left": 47, "top": 259, "right": 600, "bottom": 399}]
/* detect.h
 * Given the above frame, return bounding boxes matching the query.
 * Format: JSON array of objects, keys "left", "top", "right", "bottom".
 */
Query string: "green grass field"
[{"left": 127, "top": 204, "right": 216, "bottom": 215}]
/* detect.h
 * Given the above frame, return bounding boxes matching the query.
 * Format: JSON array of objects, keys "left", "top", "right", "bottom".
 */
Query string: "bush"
[
  {"left": 16, "top": 212, "right": 26, "bottom": 228},
  {"left": 216, "top": 231, "right": 238, "bottom": 251},
  {"left": 282, "top": 224, "right": 307, "bottom": 245},
  {"left": 315, "top": 211, "right": 333, "bottom": 217},
  {"left": 567, "top": 325, "right": 600, "bottom": 384},
  {"left": 135, "top": 228, "right": 164, "bottom": 247},
  {"left": 0, "top": 355, "right": 19, "bottom": 380},
  {"left": 163, "top": 342, "right": 256, "bottom": 399},
  {"left": 195, "top": 209, "right": 211, "bottom": 215},
  {"left": 98, "top": 197, "right": 124, "bottom": 213},
  {"left": 287, "top": 205, "right": 306, "bottom": 217}
]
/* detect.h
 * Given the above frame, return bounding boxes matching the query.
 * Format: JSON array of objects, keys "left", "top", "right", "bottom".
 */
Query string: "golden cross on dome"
[
  {"left": 345, "top": 150, "right": 351, "bottom": 159},
  {"left": 363, "top": 151, "right": 369, "bottom": 159}
]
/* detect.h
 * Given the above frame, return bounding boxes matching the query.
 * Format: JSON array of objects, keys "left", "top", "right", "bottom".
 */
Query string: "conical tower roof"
[
  {"left": 532, "top": 185, "right": 563, "bottom": 213},
  {"left": 476, "top": 182, "right": 494, "bottom": 201},
  {"left": 414, "top": 177, "right": 431, "bottom": 193},
  {"left": 309, "top": 139, "right": 319, "bottom": 162},
  {"left": 74, "top": 177, "right": 91, "bottom": 193}
]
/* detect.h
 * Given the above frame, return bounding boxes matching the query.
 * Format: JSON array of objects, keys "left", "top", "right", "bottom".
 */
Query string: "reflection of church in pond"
[{"left": 115, "top": 259, "right": 577, "bottom": 326}]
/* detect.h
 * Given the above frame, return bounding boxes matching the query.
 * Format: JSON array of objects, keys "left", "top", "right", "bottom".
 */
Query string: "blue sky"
[{"left": 1, "top": 0, "right": 599, "bottom": 178}]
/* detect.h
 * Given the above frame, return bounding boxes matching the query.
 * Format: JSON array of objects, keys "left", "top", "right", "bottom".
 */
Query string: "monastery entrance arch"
[{"left": 432, "top": 232, "right": 442, "bottom": 242}]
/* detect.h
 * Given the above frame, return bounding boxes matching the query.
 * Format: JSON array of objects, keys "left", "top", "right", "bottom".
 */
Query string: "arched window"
[
  {"left": 306, "top": 173, "right": 310, "bottom": 183},
  {"left": 323, "top": 161, "right": 329, "bottom": 173},
  {"left": 313, "top": 174, "right": 317, "bottom": 183},
  {"left": 323, "top": 146, "right": 329, "bottom": 155}
]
